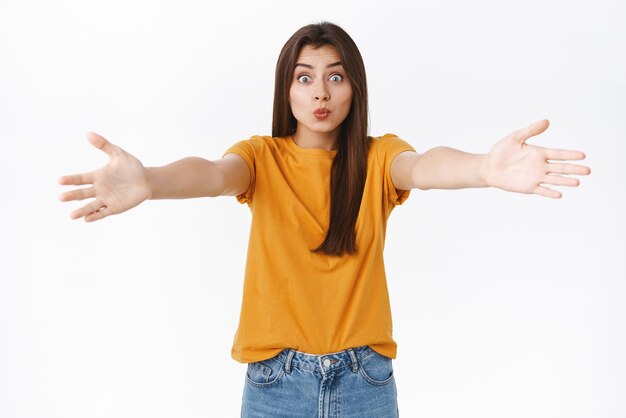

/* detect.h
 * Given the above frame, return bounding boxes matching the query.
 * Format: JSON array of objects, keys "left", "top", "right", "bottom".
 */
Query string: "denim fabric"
[{"left": 241, "top": 345, "right": 399, "bottom": 417}]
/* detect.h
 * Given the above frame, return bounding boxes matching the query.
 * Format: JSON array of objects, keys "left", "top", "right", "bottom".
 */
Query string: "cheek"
[
  {"left": 341, "top": 88, "right": 353, "bottom": 110},
  {"left": 289, "top": 88, "right": 305, "bottom": 111},
  {"left": 289, "top": 84, "right": 296, "bottom": 101},
  {"left": 339, "top": 83, "right": 353, "bottom": 104}
]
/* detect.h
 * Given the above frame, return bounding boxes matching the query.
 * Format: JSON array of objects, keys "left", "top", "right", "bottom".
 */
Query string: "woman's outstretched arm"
[
  {"left": 391, "top": 119, "right": 591, "bottom": 199},
  {"left": 58, "top": 132, "right": 250, "bottom": 222},
  {"left": 146, "top": 153, "right": 249, "bottom": 199}
]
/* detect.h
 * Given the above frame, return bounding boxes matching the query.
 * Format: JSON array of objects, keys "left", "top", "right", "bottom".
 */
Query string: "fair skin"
[
  {"left": 289, "top": 45, "right": 353, "bottom": 151},
  {"left": 390, "top": 119, "right": 590, "bottom": 198},
  {"left": 57, "top": 44, "right": 590, "bottom": 221}
]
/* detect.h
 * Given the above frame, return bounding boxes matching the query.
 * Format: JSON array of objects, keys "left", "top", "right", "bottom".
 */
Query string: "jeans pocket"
[
  {"left": 357, "top": 348, "right": 395, "bottom": 386},
  {"left": 245, "top": 355, "right": 286, "bottom": 388}
]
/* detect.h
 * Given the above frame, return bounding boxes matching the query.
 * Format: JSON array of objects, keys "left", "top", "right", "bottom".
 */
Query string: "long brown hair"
[{"left": 272, "top": 21, "right": 371, "bottom": 257}]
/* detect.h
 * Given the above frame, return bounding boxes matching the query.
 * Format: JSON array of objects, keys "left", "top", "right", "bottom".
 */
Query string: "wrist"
[
  {"left": 144, "top": 167, "right": 157, "bottom": 200},
  {"left": 478, "top": 154, "right": 491, "bottom": 188}
]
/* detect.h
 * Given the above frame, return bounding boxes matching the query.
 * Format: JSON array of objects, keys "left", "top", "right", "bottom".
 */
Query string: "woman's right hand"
[{"left": 58, "top": 132, "right": 152, "bottom": 222}]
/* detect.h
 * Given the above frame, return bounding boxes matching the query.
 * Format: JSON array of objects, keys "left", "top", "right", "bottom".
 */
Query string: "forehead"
[{"left": 295, "top": 44, "right": 341, "bottom": 64}]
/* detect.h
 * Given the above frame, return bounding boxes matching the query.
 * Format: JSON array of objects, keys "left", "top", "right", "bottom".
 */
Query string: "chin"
[
  {"left": 312, "top": 127, "right": 340, "bottom": 135},
  {"left": 298, "top": 123, "right": 337, "bottom": 134}
]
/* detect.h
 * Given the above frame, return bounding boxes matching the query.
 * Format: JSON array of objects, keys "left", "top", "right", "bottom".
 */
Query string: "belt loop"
[
  {"left": 347, "top": 348, "right": 359, "bottom": 373},
  {"left": 284, "top": 349, "right": 296, "bottom": 374}
]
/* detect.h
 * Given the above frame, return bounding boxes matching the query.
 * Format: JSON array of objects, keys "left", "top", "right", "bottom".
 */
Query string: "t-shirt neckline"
[{"left": 286, "top": 135, "right": 338, "bottom": 158}]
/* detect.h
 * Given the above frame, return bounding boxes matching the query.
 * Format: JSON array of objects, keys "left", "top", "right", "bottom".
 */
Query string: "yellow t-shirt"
[{"left": 222, "top": 133, "right": 416, "bottom": 363}]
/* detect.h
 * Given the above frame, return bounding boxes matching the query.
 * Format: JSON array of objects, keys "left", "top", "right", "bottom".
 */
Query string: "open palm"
[
  {"left": 483, "top": 119, "right": 591, "bottom": 199},
  {"left": 58, "top": 132, "right": 152, "bottom": 222}
]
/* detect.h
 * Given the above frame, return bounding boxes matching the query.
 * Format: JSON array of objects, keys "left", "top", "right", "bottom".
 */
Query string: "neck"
[{"left": 292, "top": 126, "right": 339, "bottom": 151}]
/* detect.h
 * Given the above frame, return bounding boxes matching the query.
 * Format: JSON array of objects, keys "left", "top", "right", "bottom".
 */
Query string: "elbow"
[
  {"left": 410, "top": 162, "right": 430, "bottom": 191},
  {"left": 206, "top": 164, "right": 226, "bottom": 197}
]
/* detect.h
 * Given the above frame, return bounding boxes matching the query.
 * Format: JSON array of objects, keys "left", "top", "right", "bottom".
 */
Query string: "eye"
[
  {"left": 329, "top": 74, "right": 344, "bottom": 82},
  {"left": 297, "top": 75, "right": 312, "bottom": 84}
]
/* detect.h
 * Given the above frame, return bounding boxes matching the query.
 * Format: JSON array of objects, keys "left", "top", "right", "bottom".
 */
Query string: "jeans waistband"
[{"left": 276, "top": 345, "right": 374, "bottom": 374}]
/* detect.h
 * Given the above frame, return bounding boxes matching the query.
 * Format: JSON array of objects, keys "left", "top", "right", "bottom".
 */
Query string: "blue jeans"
[{"left": 241, "top": 345, "right": 399, "bottom": 417}]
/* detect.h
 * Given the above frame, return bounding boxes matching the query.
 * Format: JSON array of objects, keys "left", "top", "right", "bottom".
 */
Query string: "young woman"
[{"left": 58, "top": 22, "right": 590, "bottom": 418}]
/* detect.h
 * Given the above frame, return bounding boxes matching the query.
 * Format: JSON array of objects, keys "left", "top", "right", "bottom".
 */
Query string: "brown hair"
[{"left": 272, "top": 21, "right": 370, "bottom": 257}]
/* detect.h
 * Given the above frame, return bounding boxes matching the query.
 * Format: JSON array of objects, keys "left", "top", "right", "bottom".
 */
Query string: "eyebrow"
[{"left": 294, "top": 61, "right": 343, "bottom": 69}]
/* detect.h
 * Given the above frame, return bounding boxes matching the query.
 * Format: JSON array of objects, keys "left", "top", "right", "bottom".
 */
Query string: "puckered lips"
[{"left": 314, "top": 107, "right": 331, "bottom": 120}]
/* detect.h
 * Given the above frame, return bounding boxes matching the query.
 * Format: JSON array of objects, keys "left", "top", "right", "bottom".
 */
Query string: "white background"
[{"left": 1, "top": 0, "right": 624, "bottom": 417}]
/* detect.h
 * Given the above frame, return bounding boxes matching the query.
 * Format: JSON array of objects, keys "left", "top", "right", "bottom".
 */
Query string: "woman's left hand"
[{"left": 482, "top": 119, "right": 591, "bottom": 198}]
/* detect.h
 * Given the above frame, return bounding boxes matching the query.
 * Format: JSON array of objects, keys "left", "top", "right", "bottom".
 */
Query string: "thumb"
[
  {"left": 515, "top": 119, "right": 550, "bottom": 145},
  {"left": 87, "top": 131, "right": 123, "bottom": 158}
]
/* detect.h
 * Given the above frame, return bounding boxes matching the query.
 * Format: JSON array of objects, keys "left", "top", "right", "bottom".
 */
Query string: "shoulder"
[
  {"left": 242, "top": 134, "right": 275, "bottom": 147},
  {"left": 249, "top": 134, "right": 286, "bottom": 149},
  {"left": 371, "top": 133, "right": 400, "bottom": 142},
  {"left": 226, "top": 134, "right": 281, "bottom": 154},
  {"left": 370, "top": 133, "right": 412, "bottom": 148},
  {"left": 369, "top": 133, "right": 416, "bottom": 165}
]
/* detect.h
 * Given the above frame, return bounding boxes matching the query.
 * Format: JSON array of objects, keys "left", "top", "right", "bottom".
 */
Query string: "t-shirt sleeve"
[
  {"left": 221, "top": 136, "right": 262, "bottom": 204},
  {"left": 375, "top": 133, "right": 418, "bottom": 207}
]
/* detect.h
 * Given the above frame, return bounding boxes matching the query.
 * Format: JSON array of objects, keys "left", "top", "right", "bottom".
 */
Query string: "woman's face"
[{"left": 289, "top": 44, "right": 353, "bottom": 139}]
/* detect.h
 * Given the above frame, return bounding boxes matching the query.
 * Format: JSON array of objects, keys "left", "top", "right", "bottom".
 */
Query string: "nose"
[{"left": 314, "top": 82, "right": 330, "bottom": 101}]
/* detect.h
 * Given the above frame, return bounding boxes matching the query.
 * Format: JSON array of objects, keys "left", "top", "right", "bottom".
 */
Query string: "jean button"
[{"left": 323, "top": 358, "right": 331, "bottom": 367}]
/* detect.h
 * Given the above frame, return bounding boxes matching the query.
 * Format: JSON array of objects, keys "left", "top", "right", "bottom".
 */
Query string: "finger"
[
  {"left": 542, "top": 174, "right": 581, "bottom": 187},
  {"left": 59, "top": 187, "right": 96, "bottom": 202},
  {"left": 70, "top": 200, "right": 106, "bottom": 220},
  {"left": 533, "top": 185, "right": 562, "bottom": 199},
  {"left": 547, "top": 162, "right": 592, "bottom": 176},
  {"left": 515, "top": 119, "right": 550, "bottom": 145},
  {"left": 58, "top": 172, "right": 95, "bottom": 186},
  {"left": 544, "top": 148, "right": 587, "bottom": 161},
  {"left": 84, "top": 206, "right": 108, "bottom": 223},
  {"left": 87, "top": 131, "right": 123, "bottom": 158}
]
